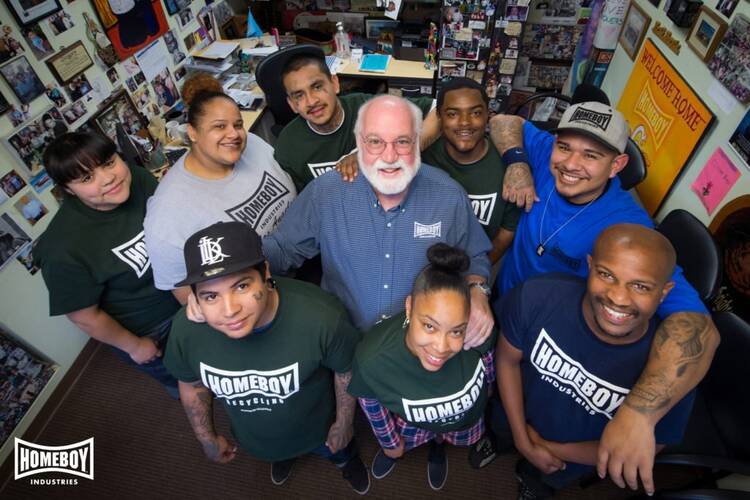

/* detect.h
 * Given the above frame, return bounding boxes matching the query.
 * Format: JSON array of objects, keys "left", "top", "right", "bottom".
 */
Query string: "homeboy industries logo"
[
  {"left": 225, "top": 172, "right": 291, "bottom": 229},
  {"left": 111, "top": 231, "right": 150, "bottom": 278},
  {"left": 199, "top": 362, "right": 300, "bottom": 412},
  {"left": 569, "top": 107, "right": 612, "bottom": 131},
  {"left": 402, "top": 359, "right": 485, "bottom": 425},
  {"left": 468, "top": 193, "right": 497, "bottom": 226},
  {"left": 15, "top": 437, "right": 94, "bottom": 484}
]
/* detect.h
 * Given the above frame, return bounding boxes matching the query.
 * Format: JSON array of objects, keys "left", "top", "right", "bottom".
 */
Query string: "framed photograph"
[
  {"left": 438, "top": 59, "right": 467, "bottom": 79},
  {"left": 91, "top": 0, "right": 169, "bottom": 61},
  {"left": 4, "top": 0, "right": 61, "bottom": 27},
  {"left": 365, "top": 18, "right": 398, "bottom": 39},
  {"left": 4, "top": 107, "right": 68, "bottom": 176},
  {"left": 90, "top": 90, "right": 151, "bottom": 150},
  {"left": 708, "top": 14, "right": 750, "bottom": 103},
  {"left": 45, "top": 41, "right": 94, "bottom": 84},
  {"left": 687, "top": 7, "right": 728, "bottom": 62},
  {"left": 619, "top": 2, "right": 651, "bottom": 61},
  {"left": 0, "top": 56, "right": 46, "bottom": 104}
]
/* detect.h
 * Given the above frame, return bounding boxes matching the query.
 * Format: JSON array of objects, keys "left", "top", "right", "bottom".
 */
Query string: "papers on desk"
[
  {"left": 241, "top": 45, "right": 278, "bottom": 57},
  {"left": 359, "top": 54, "right": 391, "bottom": 73},
  {"left": 184, "top": 57, "right": 234, "bottom": 74},
  {"left": 195, "top": 41, "right": 239, "bottom": 60}
]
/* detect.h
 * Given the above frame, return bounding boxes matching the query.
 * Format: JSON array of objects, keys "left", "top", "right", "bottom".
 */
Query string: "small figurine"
[{"left": 425, "top": 22, "right": 438, "bottom": 70}]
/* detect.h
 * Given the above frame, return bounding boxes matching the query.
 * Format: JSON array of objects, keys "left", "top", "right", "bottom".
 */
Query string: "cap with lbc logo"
[
  {"left": 554, "top": 101, "right": 629, "bottom": 154},
  {"left": 175, "top": 221, "right": 265, "bottom": 288}
]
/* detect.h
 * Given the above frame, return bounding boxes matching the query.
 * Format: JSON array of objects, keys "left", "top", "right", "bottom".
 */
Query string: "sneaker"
[
  {"left": 371, "top": 448, "right": 397, "bottom": 479},
  {"left": 515, "top": 459, "right": 555, "bottom": 500},
  {"left": 469, "top": 436, "right": 497, "bottom": 469},
  {"left": 271, "top": 458, "right": 296, "bottom": 485},
  {"left": 427, "top": 441, "right": 448, "bottom": 491},
  {"left": 340, "top": 456, "right": 371, "bottom": 495}
]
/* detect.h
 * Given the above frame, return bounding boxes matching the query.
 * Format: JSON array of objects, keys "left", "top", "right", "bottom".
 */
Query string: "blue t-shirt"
[
  {"left": 499, "top": 273, "right": 694, "bottom": 470},
  {"left": 496, "top": 122, "right": 707, "bottom": 319}
]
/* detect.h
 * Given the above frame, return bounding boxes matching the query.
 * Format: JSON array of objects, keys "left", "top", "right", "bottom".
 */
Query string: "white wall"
[
  {"left": 0, "top": 0, "right": 209, "bottom": 467},
  {"left": 601, "top": 1, "right": 750, "bottom": 225}
]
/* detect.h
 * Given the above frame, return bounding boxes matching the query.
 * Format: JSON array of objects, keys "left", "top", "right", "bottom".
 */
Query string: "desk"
[
  {"left": 241, "top": 107, "right": 264, "bottom": 131},
  {"left": 338, "top": 58, "right": 436, "bottom": 97}
]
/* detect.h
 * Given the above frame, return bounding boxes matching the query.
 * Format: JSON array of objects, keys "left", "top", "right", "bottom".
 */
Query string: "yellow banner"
[{"left": 617, "top": 38, "right": 714, "bottom": 214}]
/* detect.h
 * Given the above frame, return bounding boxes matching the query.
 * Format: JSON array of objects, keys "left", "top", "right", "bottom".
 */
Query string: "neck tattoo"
[{"left": 309, "top": 102, "right": 344, "bottom": 135}]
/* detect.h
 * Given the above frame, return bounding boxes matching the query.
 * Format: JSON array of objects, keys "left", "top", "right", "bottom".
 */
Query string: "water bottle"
[{"left": 335, "top": 22, "right": 351, "bottom": 59}]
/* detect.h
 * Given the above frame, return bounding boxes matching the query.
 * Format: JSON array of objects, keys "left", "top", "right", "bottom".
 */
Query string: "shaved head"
[{"left": 593, "top": 224, "right": 676, "bottom": 285}]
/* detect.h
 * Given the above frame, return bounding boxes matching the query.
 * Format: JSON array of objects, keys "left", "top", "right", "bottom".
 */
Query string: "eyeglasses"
[{"left": 360, "top": 135, "right": 416, "bottom": 155}]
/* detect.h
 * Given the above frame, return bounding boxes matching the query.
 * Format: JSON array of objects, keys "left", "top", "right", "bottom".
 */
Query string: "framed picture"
[
  {"left": 4, "top": 0, "right": 61, "bottom": 27},
  {"left": 687, "top": 7, "right": 728, "bottom": 62},
  {"left": 91, "top": 0, "right": 169, "bottom": 61},
  {"left": 619, "top": 2, "right": 651, "bottom": 60},
  {"left": 708, "top": 14, "right": 750, "bottom": 103},
  {"left": 0, "top": 56, "right": 46, "bottom": 104},
  {"left": 91, "top": 91, "right": 149, "bottom": 141},
  {"left": 365, "top": 18, "right": 398, "bottom": 39},
  {"left": 4, "top": 107, "right": 68, "bottom": 176},
  {"left": 45, "top": 41, "right": 94, "bottom": 84}
]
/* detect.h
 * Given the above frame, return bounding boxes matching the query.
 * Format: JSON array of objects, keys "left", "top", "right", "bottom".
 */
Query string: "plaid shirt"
[{"left": 359, "top": 350, "right": 496, "bottom": 451}]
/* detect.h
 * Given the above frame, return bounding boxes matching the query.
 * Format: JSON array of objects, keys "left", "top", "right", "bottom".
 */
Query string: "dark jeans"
[
  {"left": 111, "top": 317, "right": 179, "bottom": 399},
  {"left": 280, "top": 438, "right": 357, "bottom": 467}
]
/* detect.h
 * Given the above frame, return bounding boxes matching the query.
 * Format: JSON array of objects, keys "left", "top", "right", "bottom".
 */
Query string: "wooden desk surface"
[
  {"left": 338, "top": 58, "right": 435, "bottom": 80},
  {"left": 241, "top": 108, "right": 263, "bottom": 130}
]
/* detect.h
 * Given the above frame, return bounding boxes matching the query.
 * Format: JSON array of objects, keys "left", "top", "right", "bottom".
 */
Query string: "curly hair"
[{"left": 180, "top": 73, "right": 224, "bottom": 107}]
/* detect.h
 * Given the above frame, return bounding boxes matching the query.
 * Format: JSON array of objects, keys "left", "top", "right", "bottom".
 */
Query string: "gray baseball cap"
[{"left": 554, "top": 101, "right": 629, "bottom": 154}]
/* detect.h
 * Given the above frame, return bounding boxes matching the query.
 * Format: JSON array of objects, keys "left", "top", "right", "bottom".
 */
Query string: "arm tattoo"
[
  {"left": 334, "top": 371, "right": 356, "bottom": 424},
  {"left": 183, "top": 384, "right": 216, "bottom": 443},
  {"left": 625, "top": 312, "right": 713, "bottom": 414},
  {"left": 505, "top": 163, "right": 534, "bottom": 191},
  {"left": 489, "top": 115, "right": 524, "bottom": 153}
]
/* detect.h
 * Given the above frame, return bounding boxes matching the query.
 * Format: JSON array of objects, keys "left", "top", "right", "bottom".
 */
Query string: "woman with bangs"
[{"left": 34, "top": 132, "right": 181, "bottom": 398}]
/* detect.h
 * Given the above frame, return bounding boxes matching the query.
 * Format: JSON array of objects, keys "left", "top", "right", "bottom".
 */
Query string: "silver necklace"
[{"left": 537, "top": 189, "right": 597, "bottom": 256}]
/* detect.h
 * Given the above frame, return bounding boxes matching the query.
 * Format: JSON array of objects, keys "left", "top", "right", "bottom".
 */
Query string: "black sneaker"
[
  {"left": 427, "top": 441, "right": 448, "bottom": 491},
  {"left": 469, "top": 435, "right": 497, "bottom": 469},
  {"left": 371, "top": 448, "right": 397, "bottom": 479},
  {"left": 340, "top": 456, "right": 371, "bottom": 495},
  {"left": 515, "top": 459, "right": 555, "bottom": 499},
  {"left": 271, "top": 458, "right": 296, "bottom": 485}
]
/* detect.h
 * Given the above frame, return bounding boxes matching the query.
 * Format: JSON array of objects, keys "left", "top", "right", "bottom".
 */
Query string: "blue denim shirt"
[{"left": 263, "top": 165, "right": 492, "bottom": 330}]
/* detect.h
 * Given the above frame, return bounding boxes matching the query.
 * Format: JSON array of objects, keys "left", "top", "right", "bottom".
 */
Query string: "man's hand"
[
  {"left": 503, "top": 162, "right": 539, "bottom": 212},
  {"left": 200, "top": 435, "right": 238, "bottom": 464},
  {"left": 186, "top": 292, "right": 206, "bottom": 323},
  {"left": 597, "top": 405, "right": 656, "bottom": 495},
  {"left": 335, "top": 152, "right": 359, "bottom": 182},
  {"left": 130, "top": 336, "right": 161, "bottom": 364},
  {"left": 326, "top": 420, "right": 354, "bottom": 454},
  {"left": 383, "top": 439, "right": 405, "bottom": 459},
  {"left": 465, "top": 286, "right": 494, "bottom": 349}
]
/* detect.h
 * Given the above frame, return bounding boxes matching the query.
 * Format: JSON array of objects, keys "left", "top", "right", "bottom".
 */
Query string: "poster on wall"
[
  {"left": 89, "top": 0, "right": 170, "bottom": 61},
  {"left": 617, "top": 38, "right": 715, "bottom": 215},
  {"left": 690, "top": 148, "right": 741, "bottom": 215},
  {"left": 709, "top": 195, "right": 750, "bottom": 324},
  {"left": 728, "top": 107, "right": 750, "bottom": 170}
]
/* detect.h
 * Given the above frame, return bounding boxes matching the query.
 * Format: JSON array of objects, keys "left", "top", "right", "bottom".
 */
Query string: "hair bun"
[{"left": 426, "top": 243, "right": 470, "bottom": 274}]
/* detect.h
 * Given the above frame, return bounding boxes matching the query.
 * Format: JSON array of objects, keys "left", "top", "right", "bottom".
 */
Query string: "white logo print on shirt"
[
  {"left": 198, "top": 236, "right": 230, "bottom": 266},
  {"left": 468, "top": 193, "right": 497, "bottom": 226},
  {"left": 111, "top": 230, "right": 150, "bottom": 278},
  {"left": 414, "top": 221, "right": 442, "bottom": 238}
]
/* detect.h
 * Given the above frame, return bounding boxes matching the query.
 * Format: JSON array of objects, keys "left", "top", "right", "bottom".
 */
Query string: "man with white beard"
[{"left": 263, "top": 95, "right": 494, "bottom": 348}]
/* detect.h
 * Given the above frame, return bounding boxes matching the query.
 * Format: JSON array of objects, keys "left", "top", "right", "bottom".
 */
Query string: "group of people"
[{"left": 34, "top": 47, "right": 719, "bottom": 499}]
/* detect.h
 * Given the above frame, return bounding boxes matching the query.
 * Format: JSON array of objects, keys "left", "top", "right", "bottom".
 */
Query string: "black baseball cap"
[{"left": 175, "top": 222, "right": 265, "bottom": 288}]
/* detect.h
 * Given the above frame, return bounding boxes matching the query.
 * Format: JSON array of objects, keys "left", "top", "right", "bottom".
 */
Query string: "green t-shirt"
[
  {"left": 163, "top": 277, "right": 361, "bottom": 462},
  {"left": 34, "top": 165, "right": 179, "bottom": 334},
  {"left": 275, "top": 93, "right": 434, "bottom": 191},
  {"left": 348, "top": 313, "right": 495, "bottom": 433},
  {"left": 422, "top": 136, "right": 521, "bottom": 239}
]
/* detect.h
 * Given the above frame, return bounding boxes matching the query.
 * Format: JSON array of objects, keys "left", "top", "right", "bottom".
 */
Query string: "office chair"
[
  {"left": 255, "top": 44, "right": 324, "bottom": 137},
  {"left": 650, "top": 311, "right": 750, "bottom": 499},
  {"left": 620, "top": 138, "right": 647, "bottom": 190},
  {"left": 656, "top": 209, "right": 722, "bottom": 303}
]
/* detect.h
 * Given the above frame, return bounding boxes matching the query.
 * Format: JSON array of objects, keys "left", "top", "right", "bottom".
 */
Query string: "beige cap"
[{"left": 554, "top": 101, "right": 629, "bottom": 154}]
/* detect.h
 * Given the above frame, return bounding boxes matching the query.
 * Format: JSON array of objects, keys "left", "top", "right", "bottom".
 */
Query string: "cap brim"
[
  {"left": 174, "top": 257, "right": 265, "bottom": 288},
  {"left": 256, "top": 44, "right": 326, "bottom": 97},
  {"left": 552, "top": 126, "right": 622, "bottom": 154}
]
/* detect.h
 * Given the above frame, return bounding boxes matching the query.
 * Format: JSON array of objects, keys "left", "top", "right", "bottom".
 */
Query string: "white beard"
[{"left": 358, "top": 149, "right": 421, "bottom": 196}]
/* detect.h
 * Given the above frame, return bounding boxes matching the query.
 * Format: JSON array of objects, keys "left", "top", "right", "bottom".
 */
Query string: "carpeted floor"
[{"left": 1, "top": 344, "right": 695, "bottom": 499}]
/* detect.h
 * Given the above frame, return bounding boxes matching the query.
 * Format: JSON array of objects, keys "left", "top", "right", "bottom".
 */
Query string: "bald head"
[
  {"left": 593, "top": 224, "right": 676, "bottom": 284},
  {"left": 354, "top": 95, "right": 422, "bottom": 140}
]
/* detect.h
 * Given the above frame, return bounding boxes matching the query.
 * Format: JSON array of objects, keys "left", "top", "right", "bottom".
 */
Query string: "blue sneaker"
[{"left": 371, "top": 448, "right": 397, "bottom": 479}]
